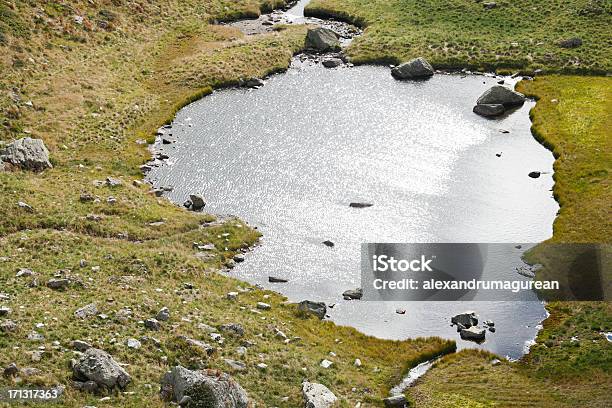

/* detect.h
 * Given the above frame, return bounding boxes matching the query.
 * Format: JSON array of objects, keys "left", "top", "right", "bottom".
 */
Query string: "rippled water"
[{"left": 147, "top": 60, "right": 558, "bottom": 359}]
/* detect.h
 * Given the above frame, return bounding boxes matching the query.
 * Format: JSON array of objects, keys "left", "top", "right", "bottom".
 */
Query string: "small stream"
[{"left": 146, "top": 0, "right": 557, "bottom": 364}]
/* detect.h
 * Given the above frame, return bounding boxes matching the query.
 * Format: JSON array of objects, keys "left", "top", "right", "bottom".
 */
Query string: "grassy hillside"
[
  {"left": 0, "top": 1, "right": 456, "bottom": 407},
  {"left": 305, "top": 0, "right": 612, "bottom": 73}
]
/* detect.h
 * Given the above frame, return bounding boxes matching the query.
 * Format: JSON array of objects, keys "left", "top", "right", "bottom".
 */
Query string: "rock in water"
[
  {"left": 528, "top": 171, "right": 541, "bottom": 178},
  {"left": 451, "top": 312, "right": 478, "bottom": 328},
  {"left": 269, "top": 276, "right": 288, "bottom": 283},
  {"left": 72, "top": 348, "right": 131, "bottom": 391},
  {"left": 460, "top": 326, "right": 486, "bottom": 342},
  {"left": 476, "top": 86, "right": 525, "bottom": 107},
  {"left": 322, "top": 58, "right": 343, "bottom": 68},
  {"left": 305, "top": 27, "right": 340, "bottom": 52},
  {"left": 349, "top": 202, "right": 373, "bottom": 208},
  {"left": 391, "top": 57, "right": 434, "bottom": 79},
  {"left": 0, "top": 137, "right": 52, "bottom": 171},
  {"left": 189, "top": 194, "right": 206, "bottom": 211},
  {"left": 342, "top": 288, "right": 363, "bottom": 300},
  {"left": 298, "top": 300, "right": 327, "bottom": 319},
  {"left": 384, "top": 395, "right": 407, "bottom": 407},
  {"left": 244, "top": 78, "right": 264, "bottom": 88},
  {"left": 160, "top": 366, "right": 249, "bottom": 408},
  {"left": 473, "top": 104, "right": 505, "bottom": 117},
  {"left": 302, "top": 381, "right": 337, "bottom": 408}
]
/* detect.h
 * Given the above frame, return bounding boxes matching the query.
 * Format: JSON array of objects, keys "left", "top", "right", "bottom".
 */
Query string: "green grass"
[
  {"left": 0, "top": 1, "right": 458, "bottom": 406},
  {"left": 305, "top": 0, "right": 612, "bottom": 73}
]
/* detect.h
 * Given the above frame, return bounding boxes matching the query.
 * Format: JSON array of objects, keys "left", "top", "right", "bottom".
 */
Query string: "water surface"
[{"left": 148, "top": 61, "right": 557, "bottom": 359}]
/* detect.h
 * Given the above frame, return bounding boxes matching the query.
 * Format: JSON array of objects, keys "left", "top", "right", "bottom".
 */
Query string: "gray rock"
[
  {"left": 256, "top": 302, "right": 271, "bottom": 310},
  {"left": 451, "top": 312, "right": 478, "bottom": 328},
  {"left": 460, "top": 326, "right": 486, "bottom": 342},
  {"left": 144, "top": 318, "right": 161, "bottom": 331},
  {"left": 322, "top": 240, "right": 335, "bottom": 247},
  {"left": 322, "top": 58, "right": 343, "bottom": 68},
  {"left": 484, "top": 320, "right": 494, "bottom": 327},
  {"left": 302, "top": 381, "right": 337, "bottom": 408},
  {"left": 0, "top": 137, "right": 52, "bottom": 171},
  {"left": 269, "top": 276, "right": 288, "bottom": 283},
  {"left": 305, "top": 27, "right": 341, "bottom": 52},
  {"left": 559, "top": 37, "right": 582, "bottom": 48},
  {"left": 73, "top": 380, "right": 99, "bottom": 393},
  {"left": 224, "top": 359, "right": 247, "bottom": 372},
  {"left": 298, "top": 300, "right": 326, "bottom": 319},
  {"left": 0, "top": 306, "right": 11, "bottom": 316},
  {"left": 244, "top": 78, "right": 264, "bottom": 88},
  {"left": 126, "top": 338, "right": 141, "bottom": 349},
  {"left": 3, "top": 363, "right": 18, "bottom": 377},
  {"left": 476, "top": 86, "right": 525, "bottom": 107},
  {"left": 179, "top": 336, "right": 216, "bottom": 355},
  {"left": 160, "top": 366, "right": 249, "bottom": 407},
  {"left": 72, "top": 348, "right": 131, "bottom": 391},
  {"left": 473, "top": 104, "right": 505, "bottom": 117},
  {"left": 349, "top": 202, "right": 373, "bottom": 208},
  {"left": 342, "top": 288, "right": 363, "bottom": 300},
  {"left": 72, "top": 340, "right": 92, "bottom": 352},
  {"left": 17, "top": 201, "right": 34, "bottom": 212},
  {"left": 483, "top": 2, "right": 497, "bottom": 9},
  {"left": 47, "top": 278, "right": 70, "bottom": 290},
  {"left": 105, "top": 177, "right": 122, "bottom": 187},
  {"left": 384, "top": 395, "right": 407, "bottom": 407},
  {"left": 233, "top": 254, "right": 246, "bottom": 263},
  {"left": 74, "top": 303, "right": 98, "bottom": 319},
  {"left": 391, "top": 57, "right": 434, "bottom": 79},
  {"left": 189, "top": 194, "right": 206, "bottom": 211},
  {"left": 219, "top": 323, "right": 245, "bottom": 337},
  {"left": 528, "top": 171, "right": 541, "bottom": 178},
  {"left": 0, "top": 320, "right": 17, "bottom": 332},
  {"left": 156, "top": 307, "right": 170, "bottom": 322},
  {"left": 16, "top": 268, "right": 35, "bottom": 277}
]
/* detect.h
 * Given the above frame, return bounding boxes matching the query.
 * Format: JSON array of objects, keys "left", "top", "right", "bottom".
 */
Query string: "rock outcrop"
[
  {"left": 391, "top": 57, "right": 434, "bottom": 80},
  {"left": 160, "top": 366, "right": 249, "bottom": 408},
  {"left": 0, "top": 137, "right": 52, "bottom": 172}
]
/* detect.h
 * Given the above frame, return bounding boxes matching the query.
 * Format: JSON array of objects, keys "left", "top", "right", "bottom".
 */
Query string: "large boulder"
[
  {"left": 305, "top": 28, "right": 340, "bottom": 52},
  {"left": 160, "top": 366, "right": 249, "bottom": 408},
  {"left": 451, "top": 312, "right": 478, "bottom": 328},
  {"left": 473, "top": 104, "right": 505, "bottom": 117},
  {"left": 302, "top": 381, "right": 337, "bottom": 408},
  {"left": 391, "top": 57, "right": 434, "bottom": 79},
  {"left": 460, "top": 326, "right": 486, "bottom": 342},
  {"left": 297, "top": 300, "right": 327, "bottom": 319},
  {"left": 0, "top": 137, "right": 52, "bottom": 171},
  {"left": 72, "top": 348, "right": 131, "bottom": 391},
  {"left": 476, "top": 86, "right": 525, "bottom": 107}
]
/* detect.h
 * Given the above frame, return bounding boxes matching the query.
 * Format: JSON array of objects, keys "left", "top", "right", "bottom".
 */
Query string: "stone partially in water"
[
  {"left": 298, "top": 300, "right": 326, "bottom": 319},
  {"left": 305, "top": 27, "right": 340, "bottom": 52},
  {"left": 384, "top": 395, "right": 407, "bottom": 407},
  {"left": 476, "top": 86, "right": 525, "bottom": 107},
  {"left": 391, "top": 57, "right": 434, "bottom": 80},
  {"left": 460, "top": 326, "right": 486, "bottom": 342},
  {"left": 473, "top": 104, "right": 505, "bottom": 117},
  {"left": 451, "top": 312, "right": 478, "bottom": 328}
]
